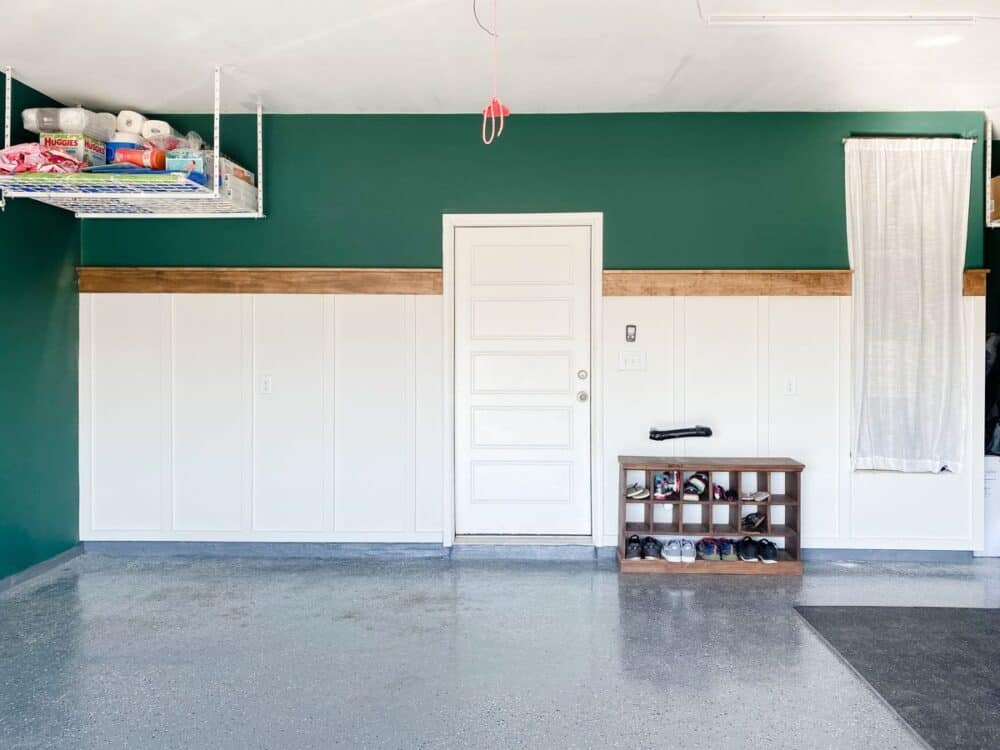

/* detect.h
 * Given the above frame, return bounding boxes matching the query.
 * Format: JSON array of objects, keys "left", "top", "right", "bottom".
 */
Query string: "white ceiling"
[{"left": 5, "top": 0, "right": 1000, "bottom": 115}]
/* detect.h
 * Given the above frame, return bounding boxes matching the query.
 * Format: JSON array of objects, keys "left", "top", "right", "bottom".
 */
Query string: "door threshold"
[{"left": 454, "top": 534, "right": 594, "bottom": 546}]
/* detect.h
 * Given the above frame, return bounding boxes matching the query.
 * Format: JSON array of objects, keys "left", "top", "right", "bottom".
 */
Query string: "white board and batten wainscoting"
[
  {"left": 79, "top": 217, "right": 987, "bottom": 553},
  {"left": 80, "top": 293, "right": 446, "bottom": 542}
]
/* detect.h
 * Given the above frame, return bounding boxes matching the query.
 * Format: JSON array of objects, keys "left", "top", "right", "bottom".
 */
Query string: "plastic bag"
[
  {"left": 0, "top": 142, "right": 84, "bottom": 174},
  {"left": 144, "top": 131, "right": 204, "bottom": 152},
  {"left": 22, "top": 107, "right": 116, "bottom": 142}
]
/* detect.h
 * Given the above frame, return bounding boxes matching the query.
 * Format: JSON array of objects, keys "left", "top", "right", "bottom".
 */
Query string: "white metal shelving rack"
[{"left": 0, "top": 66, "right": 264, "bottom": 219}]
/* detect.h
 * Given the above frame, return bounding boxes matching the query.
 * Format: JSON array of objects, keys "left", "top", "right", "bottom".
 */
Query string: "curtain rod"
[{"left": 843, "top": 133, "right": 978, "bottom": 143}]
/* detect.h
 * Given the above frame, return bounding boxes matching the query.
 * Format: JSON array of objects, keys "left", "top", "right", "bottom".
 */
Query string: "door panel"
[{"left": 455, "top": 225, "right": 592, "bottom": 535}]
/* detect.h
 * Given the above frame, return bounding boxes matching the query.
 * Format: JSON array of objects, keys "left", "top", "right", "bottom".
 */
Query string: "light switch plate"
[{"left": 619, "top": 351, "right": 646, "bottom": 371}]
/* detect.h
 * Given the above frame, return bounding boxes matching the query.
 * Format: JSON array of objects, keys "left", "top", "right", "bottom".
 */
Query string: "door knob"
[{"left": 577, "top": 391, "right": 589, "bottom": 402}]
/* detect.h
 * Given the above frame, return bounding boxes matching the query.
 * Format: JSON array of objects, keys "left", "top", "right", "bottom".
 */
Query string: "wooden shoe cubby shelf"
[{"left": 617, "top": 456, "right": 804, "bottom": 575}]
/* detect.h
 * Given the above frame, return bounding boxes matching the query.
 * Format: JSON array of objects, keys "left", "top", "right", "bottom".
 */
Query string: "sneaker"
[
  {"left": 652, "top": 472, "right": 679, "bottom": 499},
  {"left": 626, "top": 483, "right": 650, "bottom": 500},
  {"left": 736, "top": 536, "right": 759, "bottom": 562},
  {"left": 625, "top": 534, "right": 643, "bottom": 560},
  {"left": 662, "top": 539, "right": 682, "bottom": 562},
  {"left": 696, "top": 538, "right": 720, "bottom": 561},
  {"left": 712, "top": 484, "right": 726, "bottom": 501},
  {"left": 652, "top": 473, "right": 667, "bottom": 500},
  {"left": 641, "top": 536, "right": 662, "bottom": 560},
  {"left": 683, "top": 472, "right": 709, "bottom": 500},
  {"left": 740, "top": 490, "right": 770, "bottom": 503},
  {"left": 718, "top": 538, "right": 738, "bottom": 561},
  {"left": 757, "top": 538, "right": 778, "bottom": 564},
  {"left": 741, "top": 512, "right": 766, "bottom": 532},
  {"left": 680, "top": 539, "right": 696, "bottom": 563}
]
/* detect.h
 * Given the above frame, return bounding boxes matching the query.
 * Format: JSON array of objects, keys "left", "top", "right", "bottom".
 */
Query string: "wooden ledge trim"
[
  {"left": 603, "top": 270, "right": 853, "bottom": 296},
  {"left": 964, "top": 269, "right": 988, "bottom": 296},
  {"left": 77, "top": 267, "right": 988, "bottom": 297},
  {"left": 77, "top": 267, "right": 443, "bottom": 295},
  {"left": 604, "top": 269, "right": 988, "bottom": 296}
]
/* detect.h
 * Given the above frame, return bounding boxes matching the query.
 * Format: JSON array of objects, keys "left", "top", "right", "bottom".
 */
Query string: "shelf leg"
[
  {"left": 212, "top": 65, "right": 221, "bottom": 200},
  {"left": 256, "top": 100, "right": 263, "bottom": 218},
  {"left": 1, "top": 66, "right": 10, "bottom": 212}
]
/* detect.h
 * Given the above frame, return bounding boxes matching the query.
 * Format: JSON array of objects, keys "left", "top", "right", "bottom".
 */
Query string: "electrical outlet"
[
  {"left": 782, "top": 376, "right": 797, "bottom": 396},
  {"left": 261, "top": 375, "right": 273, "bottom": 395}
]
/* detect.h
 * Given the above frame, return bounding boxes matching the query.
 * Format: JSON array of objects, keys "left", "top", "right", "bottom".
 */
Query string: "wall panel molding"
[{"left": 79, "top": 267, "right": 988, "bottom": 296}]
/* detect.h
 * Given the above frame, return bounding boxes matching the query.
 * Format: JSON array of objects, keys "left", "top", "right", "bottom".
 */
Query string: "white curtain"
[{"left": 845, "top": 138, "right": 972, "bottom": 473}]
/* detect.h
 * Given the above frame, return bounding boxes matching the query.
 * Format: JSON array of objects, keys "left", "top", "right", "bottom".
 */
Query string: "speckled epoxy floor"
[{"left": 2, "top": 556, "right": 999, "bottom": 750}]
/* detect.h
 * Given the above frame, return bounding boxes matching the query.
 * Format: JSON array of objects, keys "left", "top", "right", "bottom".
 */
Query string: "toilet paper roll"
[
  {"left": 112, "top": 131, "right": 144, "bottom": 145},
  {"left": 117, "top": 110, "right": 146, "bottom": 134},
  {"left": 141, "top": 120, "right": 179, "bottom": 140}
]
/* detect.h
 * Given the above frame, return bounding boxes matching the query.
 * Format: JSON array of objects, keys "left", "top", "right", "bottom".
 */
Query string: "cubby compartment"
[{"left": 617, "top": 456, "right": 804, "bottom": 575}]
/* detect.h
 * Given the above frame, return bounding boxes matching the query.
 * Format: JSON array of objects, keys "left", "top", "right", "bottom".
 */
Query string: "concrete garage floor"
[{"left": 2, "top": 556, "right": 998, "bottom": 750}]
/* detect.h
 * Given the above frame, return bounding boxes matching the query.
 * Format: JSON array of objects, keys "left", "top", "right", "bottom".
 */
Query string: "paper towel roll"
[
  {"left": 117, "top": 110, "right": 146, "bottom": 134},
  {"left": 21, "top": 109, "right": 39, "bottom": 133},
  {"left": 58, "top": 107, "right": 88, "bottom": 133},
  {"left": 112, "top": 131, "right": 144, "bottom": 145},
  {"left": 141, "top": 120, "right": 179, "bottom": 140},
  {"left": 94, "top": 113, "right": 117, "bottom": 141}
]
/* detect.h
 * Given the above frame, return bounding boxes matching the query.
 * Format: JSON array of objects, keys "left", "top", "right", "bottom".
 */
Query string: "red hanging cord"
[{"left": 478, "top": 0, "right": 509, "bottom": 144}]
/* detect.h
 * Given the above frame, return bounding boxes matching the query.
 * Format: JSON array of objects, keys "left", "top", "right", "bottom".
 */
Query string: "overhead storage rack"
[{"left": 0, "top": 67, "right": 264, "bottom": 220}]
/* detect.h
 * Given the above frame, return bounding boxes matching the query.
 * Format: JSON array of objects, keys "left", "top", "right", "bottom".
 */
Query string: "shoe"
[
  {"left": 757, "top": 538, "right": 778, "bottom": 564},
  {"left": 718, "top": 538, "right": 738, "bottom": 561},
  {"left": 696, "top": 538, "right": 720, "bottom": 561},
  {"left": 652, "top": 473, "right": 667, "bottom": 500},
  {"left": 669, "top": 471, "right": 681, "bottom": 495},
  {"left": 662, "top": 539, "right": 681, "bottom": 562},
  {"left": 625, "top": 534, "right": 643, "bottom": 560},
  {"left": 656, "top": 470, "right": 679, "bottom": 498},
  {"left": 725, "top": 488, "right": 738, "bottom": 501},
  {"left": 680, "top": 539, "right": 696, "bottom": 563},
  {"left": 740, "top": 490, "right": 770, "bottom": 503},
  {"left": 712, "top": 484, "right": 726, "bottom": 501},
  {"left": 736, "top": 536, "right": 759, "bottom": 562},
  {"left": 683, "top": 472, "right": 709, "bottom": 500},
  {"left": 641, "top": 536, "right": 662, "bottom": 560},
  {"left": 741, "top": 512, "right": 766, "bottom": 532},
  {"left": 626, "top": 483, "right": 650, "bottom": 500}
]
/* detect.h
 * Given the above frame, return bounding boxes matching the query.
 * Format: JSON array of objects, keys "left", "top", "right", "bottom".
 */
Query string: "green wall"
[
  {"left": 0, "top": 81, "right": 80, "bottom": 580},
  {"left": 80, "top": 112, "right": 985, "bottom": 269}
]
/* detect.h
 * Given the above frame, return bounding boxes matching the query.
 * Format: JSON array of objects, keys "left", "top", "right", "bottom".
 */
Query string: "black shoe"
[
  {"left": 736, "top": 536, "right": 759, "bottom": 562},
  {"left": 641, "top": 536, "right": 662, "bottom": 560},
  {"left": 625, "top": 534, "right": 643, "bottom": 560},
  {"left": 757, "top": 538, "right": 778, "bottom": 564},
  {"left": 741, "top": 512, "right": 766, "bottom": 532}
]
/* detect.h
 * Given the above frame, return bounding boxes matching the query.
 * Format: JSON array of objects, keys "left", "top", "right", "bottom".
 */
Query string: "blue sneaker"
[
  {"left": 718, "top": 538, "right": 738, "bottom": 561},
  {"left": 696, "top": 538, "right": 720, "bottom": 561}
]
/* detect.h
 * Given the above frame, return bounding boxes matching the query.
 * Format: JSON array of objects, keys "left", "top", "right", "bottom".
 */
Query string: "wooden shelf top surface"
[{"left": 618, "top": 456, "right": 804, "bottom": 471}]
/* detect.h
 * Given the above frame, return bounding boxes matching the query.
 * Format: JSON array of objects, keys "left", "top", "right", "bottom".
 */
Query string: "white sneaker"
[
  {"left": 680, "top": 539, "right": 696, "bottom": 563},
  {"left": 662, "top": 539, "right": 682, "bottom": 562}
]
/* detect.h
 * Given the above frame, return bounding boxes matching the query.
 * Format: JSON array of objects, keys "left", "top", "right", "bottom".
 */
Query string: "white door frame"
[{"left": 442, "top": 213, "right": 604, "bottom": 546}]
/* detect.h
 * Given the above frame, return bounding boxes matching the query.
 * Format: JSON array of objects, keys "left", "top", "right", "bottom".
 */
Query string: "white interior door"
[{"left": 454, "top": 225, "right": 592, "bottom": 535}]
